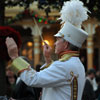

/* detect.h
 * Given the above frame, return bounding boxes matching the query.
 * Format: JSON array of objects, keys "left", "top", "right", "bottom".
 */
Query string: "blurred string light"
[
  {"left": 5, "top": 9, "right": 57, "bottom": 25},
  {"left": 5, "top": 0, "right": 100, "bottom": 21},
  {"left": 5, "top": 0, "right": 34, "bottom": 7},
  {"left": 27, "top": 41, "right": 33, "bottom": 47}
]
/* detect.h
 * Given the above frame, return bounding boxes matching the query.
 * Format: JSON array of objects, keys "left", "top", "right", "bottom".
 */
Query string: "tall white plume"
[{"left": 59, "top": 0, "right": 89, "bottom": 28}]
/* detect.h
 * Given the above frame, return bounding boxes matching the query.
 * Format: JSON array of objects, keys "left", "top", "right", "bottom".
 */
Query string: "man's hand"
[
  {"left": 43, "top": 42, "right": 52, "bottom": 64},
  {"left": 5, "top": 37, "right": 18, "bottom": 60}
]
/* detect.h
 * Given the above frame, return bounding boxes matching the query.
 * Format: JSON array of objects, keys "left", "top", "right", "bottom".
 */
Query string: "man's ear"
[{"left": 64, "top": 41, "right": 69, "bottom": 49}]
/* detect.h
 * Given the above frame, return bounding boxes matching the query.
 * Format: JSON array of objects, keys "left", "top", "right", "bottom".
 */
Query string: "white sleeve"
[{"left": 20, "top": 62, "right": 70, "bottom": 88}]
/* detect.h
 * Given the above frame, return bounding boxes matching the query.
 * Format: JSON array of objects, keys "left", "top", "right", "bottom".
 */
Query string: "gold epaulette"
[{"left": 11, "top": 57, "right": 30, "bottom": 75}]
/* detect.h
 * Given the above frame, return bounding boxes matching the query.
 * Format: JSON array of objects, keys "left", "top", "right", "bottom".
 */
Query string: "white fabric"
[
  {"left": 93, "top": 78, "right": 98, "bottom": 91},
  {"left": 86, "top": 77, "right": 93, "bottom": 85},
  {"left": 16, "top": 77, "right": 21, "bottom": 84},
  {"left": 20, "top": 57, "right": 85, "bottom": 100}
]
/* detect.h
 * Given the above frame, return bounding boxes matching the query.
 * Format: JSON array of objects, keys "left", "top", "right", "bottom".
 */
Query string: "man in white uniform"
[{"left": 6, "top": 0, "right": 89, "bottom": 100}]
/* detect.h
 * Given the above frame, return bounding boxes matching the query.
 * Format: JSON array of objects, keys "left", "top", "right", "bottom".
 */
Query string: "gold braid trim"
[
  {"left": 59, "top": 53, "right": 79, "bottom": 62},
  {"left": 41, "top": 52, "right": 79, "bottom": 70},
  {"left": 11, "top": 57, "right": 30, "bottom": 75},
  {"left": 40, "top": 61, "right": 53, "bottom": 70},
  {"left": 72, "top": 77, "right": 78, "bottom": 100},
  {"left": 70, "top": 71, "right": 78, "bottom": 100}
]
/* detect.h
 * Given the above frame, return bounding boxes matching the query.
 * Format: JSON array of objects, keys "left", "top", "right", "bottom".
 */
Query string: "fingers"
[
  {"left": 43, "top": 42, "right": 52, "bottom": 56},
  {"left": 6, "top": 37, "right": 15, "bottom": 44},
  {"left": 43, "top": 41, "right": 49, "bottom": 49},
  {"left": 43, "top": 41, "right": 52, "bottom": 50},
  {"left": 5, "top": 37, "right": 18, "bottom": 60},
  {"left": 6, "top": 37, "right": 17, "bottom": 48}
]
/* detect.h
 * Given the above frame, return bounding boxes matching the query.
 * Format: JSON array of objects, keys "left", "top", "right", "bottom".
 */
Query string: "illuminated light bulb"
[
  {"left": 39, "top": 19, "right": 42, "bottom": 22},
  {"left": 35, "top": 14, "right": 38, "bottom": 17},
  {"left": 42, "top": 40, "right": 50, "bottom": 45},
  {"left": 44, "top": 21, "right": 47, "bottom": 24}
]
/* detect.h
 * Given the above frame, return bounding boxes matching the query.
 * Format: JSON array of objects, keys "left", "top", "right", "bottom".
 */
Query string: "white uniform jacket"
[{"left": 20, "top": 57, "right": 85, "bottom": 100}]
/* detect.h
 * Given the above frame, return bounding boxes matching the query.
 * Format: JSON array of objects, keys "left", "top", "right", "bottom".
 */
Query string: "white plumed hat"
[{"left": 54, "top": 0, "right": 89, "bottom": 48}]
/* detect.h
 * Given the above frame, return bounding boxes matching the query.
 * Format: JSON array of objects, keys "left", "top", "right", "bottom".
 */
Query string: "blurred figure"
[
  {"left": 82, "top": 68, "right": 96, "bottom": 100},
  {"left": 6, "top": 68, "right": 17, "bottom": 97},
  {"left": 96, "top": 70, "right": 100, "bottom": 76},
  {"left": 95, "top": 73, "right": 100, "bottom": 100},
  {"left": 7, "top": 75, "right": 16, "bottom": 90},
  {"left": 9, "top": 56, "right": 38, "bottom": 100},
  {"left": 9, "top": 79, "right": 38, "bottom": 100},
  {"left": 6, "top": 68, "right": 14, "bottom": 77},
  {"left": 93, "top": 70, "right": 100, "bottom": 91}
]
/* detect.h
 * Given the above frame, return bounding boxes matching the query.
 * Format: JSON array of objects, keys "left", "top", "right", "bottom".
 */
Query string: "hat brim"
[{"left": 54, "top": 32, "right": 62, "bottom": 37}]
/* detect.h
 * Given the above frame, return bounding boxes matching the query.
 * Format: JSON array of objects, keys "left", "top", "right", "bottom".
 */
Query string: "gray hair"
[
  {"left": 62, "top": 38, "right": 79, "bottom": 51},
  {"left": 68, "top": 43, "right": 79, "bottom": 51}
]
